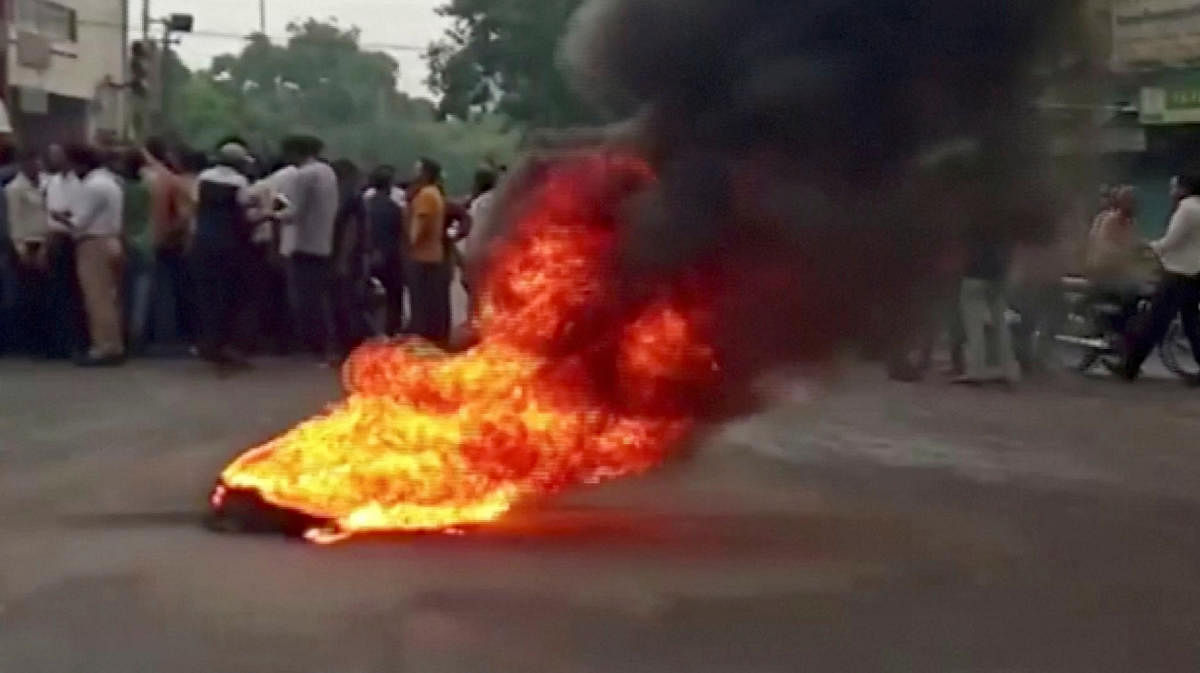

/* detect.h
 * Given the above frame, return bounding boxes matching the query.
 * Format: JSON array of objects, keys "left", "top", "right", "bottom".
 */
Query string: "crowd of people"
[
  {"left": 0, "top": 134, "right": 501, "bottom": 371},
  {"left": 880, "top": 169, "right": 1200, "bottom": 386},
  {"left": 889, "top": 171, "right": 1200, "bottom": 386},
  {"left": 6, "top": 132, "right": 1200, "bottom": 386}
]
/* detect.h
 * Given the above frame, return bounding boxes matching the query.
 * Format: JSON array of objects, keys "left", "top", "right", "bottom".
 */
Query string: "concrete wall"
[{"left": 6, "top": 0, "right": 126, "bottom": 135}]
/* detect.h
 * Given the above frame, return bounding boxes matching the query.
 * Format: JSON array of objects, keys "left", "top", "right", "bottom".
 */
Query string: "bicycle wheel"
[{"left": 1160, "top": 318, "right": 1198, "bottom": 378}]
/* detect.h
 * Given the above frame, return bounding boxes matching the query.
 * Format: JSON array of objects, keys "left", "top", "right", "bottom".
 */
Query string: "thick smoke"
[{"left": 488, "top": 0, "right": 1089, "bottom": 411}]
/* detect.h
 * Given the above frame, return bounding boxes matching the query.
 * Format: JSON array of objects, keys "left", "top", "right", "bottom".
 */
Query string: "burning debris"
[
  {"left": 210, "top": 0, "right": 1085, "bottom": 541},
  {"left": 210, "top": 154, "right": 718, "bottom": 542}
]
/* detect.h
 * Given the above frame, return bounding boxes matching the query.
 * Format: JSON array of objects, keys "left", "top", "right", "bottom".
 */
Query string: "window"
[{"left": 14, "top": 0, "right": 78, "bottom": 43}]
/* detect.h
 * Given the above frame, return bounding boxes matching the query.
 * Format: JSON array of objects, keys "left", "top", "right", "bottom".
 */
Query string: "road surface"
[{"left": 2, "top": 357, "right": 1199, "bottom": 672}]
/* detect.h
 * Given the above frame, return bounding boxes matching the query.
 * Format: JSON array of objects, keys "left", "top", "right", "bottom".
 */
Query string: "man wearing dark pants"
[
  {"left": 191, "top": 142, "right": 253, "bottom": 369},
  {"left": 5, "top": 149, "right": 49, "bottom": 355},
  {"left": 146, "top": 141, "right": 198, "bottom": 349},
  {"left": 406, "top": 158, "right": 450, "bottom": 345},
  {"left": 42, "top": 145, "right": 85, "bottom": 358},
  {"left": 1121, "top": 172, "right": 1200, "bottom": 380},
  {"left": 0, "top": 141, "right": 18, "bottom": 354},
  {"left": 364, "top": 165, "right": 407, "bottom": 335},
  {"left": 288, "top": 251, "right": 335, "bottom": 352},
  {"left": 281, "top": 135, "right": 340, "bottom": 363}
]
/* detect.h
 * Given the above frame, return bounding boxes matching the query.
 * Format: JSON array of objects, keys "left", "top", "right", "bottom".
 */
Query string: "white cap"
[{"left": 218, "top": 142, "right": 249, "bottom": 164}]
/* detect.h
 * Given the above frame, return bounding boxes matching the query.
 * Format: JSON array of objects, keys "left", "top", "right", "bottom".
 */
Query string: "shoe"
[
  {"left": 213, "top": 361, "right": 250, "bottom": 379},
  {"left": 215, "top": 357, "right": 253, "bottom": 373},
  {"left": 75, "top": 353, "right": 125, "bottom": 367},
  {"left": 951, "top": 375, "right": 986, "bottom": 385},
  {"left": 1106, "top": 337, "right": 1138, "bottom": 381},
  {"left": 219, "top": 348, "right": 254, "bottom": 370},
  {"left": 197, "top": 347, "right": 225, "bottom": 364},
  {"left": 1106, "top": 358, "right": 1137, "bottom": 382}
]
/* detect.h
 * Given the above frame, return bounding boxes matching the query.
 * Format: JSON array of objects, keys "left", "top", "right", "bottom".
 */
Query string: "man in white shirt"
[
  {"left": 45, "top": 145, "right": 81, "bottom": 229},
  {"left": 6, "top": 149, "right": 47, "bottom": 255},
  {"left": 5, "top": 149, "right": 49, "bottom": 353},
  {"left": 56, "top": 144, "right": 125, "bottom": 365},
  {"left": 281, "top": 134, "right": 339, "bottom": 362},
  {"left": 252, "top": 163, "right": 298, "bottom": 254},
  {"left": 41, "top": 143, "right": 86, "bottom": 358},
  {"left": 463, "top": 168, "right": 498, "bottom": 285},
  {"left": 243, "top": 162, "right": 297, "bottom": 354},
  {"left": 362, "top": 182, "right": 406, "bottom": 210},
  {"left": 1121, "top": 172, "right": 1200, "bottom": 380}
]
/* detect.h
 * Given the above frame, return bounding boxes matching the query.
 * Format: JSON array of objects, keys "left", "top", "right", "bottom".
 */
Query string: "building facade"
[
  {"left": 3, "top": 0, "right": 126, "bottom": 148},
  {"left": 1111, "top": 0, "right": 1200, "bottom": 68},
  {"left": 1069, "top": 1, "right": 1200, "bottom": 232}
]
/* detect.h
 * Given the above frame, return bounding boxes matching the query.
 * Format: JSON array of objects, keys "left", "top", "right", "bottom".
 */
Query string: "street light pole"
[
  {"left": 157, "top": 14, "right": 193, "bottom": 134},
  {"left": 159, "top": 27, "right": 169, "bottom": 133},
  {"left": 0, "top": 0, "right": 10, "bottom": 124}
]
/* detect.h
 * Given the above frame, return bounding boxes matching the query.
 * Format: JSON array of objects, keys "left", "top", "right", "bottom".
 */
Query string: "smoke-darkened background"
[{"left": 481, "top": 0, "right": 1097, "bottom": 411}]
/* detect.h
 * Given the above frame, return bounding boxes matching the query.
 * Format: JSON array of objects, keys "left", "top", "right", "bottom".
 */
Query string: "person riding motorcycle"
[{"left": 1083, "top": 185, "right": 1159, "bottom": 331}]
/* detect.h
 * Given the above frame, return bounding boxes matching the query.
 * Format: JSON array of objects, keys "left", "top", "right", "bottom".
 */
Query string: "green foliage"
[
  {"left": 426, "top": 0, "right": 595, "bottom": 128},
  {"left": 169, "top": 20, "right": 517, "bottom": 192}
]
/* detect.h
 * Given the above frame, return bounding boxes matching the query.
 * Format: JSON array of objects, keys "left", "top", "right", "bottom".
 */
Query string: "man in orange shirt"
[{"left": 406, "top": 157, "right": 450, "bottom": 344}]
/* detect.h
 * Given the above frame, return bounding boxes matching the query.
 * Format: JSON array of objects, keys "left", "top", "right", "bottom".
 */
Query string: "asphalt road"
[{"left": 2, "top": 357, "right": 1199, "bottom": 672}]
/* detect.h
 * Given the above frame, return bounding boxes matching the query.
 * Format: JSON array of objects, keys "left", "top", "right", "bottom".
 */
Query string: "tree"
[
  {"left": 169, "top": 19, "right": 517, "bottom": 192},
  {"left": 426, "top": 0, "right": 595, "bottom": 128}
]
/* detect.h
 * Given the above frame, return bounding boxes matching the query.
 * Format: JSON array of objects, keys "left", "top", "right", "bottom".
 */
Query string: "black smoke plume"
[{"left": 485, "top": 0, "right": 1091, "bottom": 410}]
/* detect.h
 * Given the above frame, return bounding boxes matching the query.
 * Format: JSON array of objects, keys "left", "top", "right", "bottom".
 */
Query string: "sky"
[{"left": 131, "top": 0, "right": 450, "bottom": 96}]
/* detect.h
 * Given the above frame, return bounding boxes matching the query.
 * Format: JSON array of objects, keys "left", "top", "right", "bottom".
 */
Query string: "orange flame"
[{"left": 215, "top": 153, "right": 718, "bottom": 542}]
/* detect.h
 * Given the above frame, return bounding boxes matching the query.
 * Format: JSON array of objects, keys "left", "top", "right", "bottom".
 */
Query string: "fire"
[{"left": 213, "top": 153, "right": 718, "bottom": 542}]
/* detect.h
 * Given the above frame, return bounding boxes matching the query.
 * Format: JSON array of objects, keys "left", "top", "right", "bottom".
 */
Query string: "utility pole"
[
  {"left": 0, "top": 0, "right": 12, "bottom": 143},
  {"left": 0, "top": 0, "right": 9, "bottom": 106},
  {"left": 259, "top": 0, "right": 266, "bottom": 34},
  {"left": 120, "top": 0, "right": 129, "bottom": 139},
  {"left": 159, "top": 28, "right": 169, "bottom": 134},
  {"left": 157, "top": 14, "right": 193, "bottom": 134},
  {"left": 142, "top": 0, "right": 150, "bottom": 44}
]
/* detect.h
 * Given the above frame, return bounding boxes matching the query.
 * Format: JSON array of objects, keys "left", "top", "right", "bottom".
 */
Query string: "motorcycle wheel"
[
  {"left": 1053, "top": 310, "right": 1106, "bottom": 373},
  {"left": 1075, "top": 349, "right": 1100, "bottom": 373}
]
